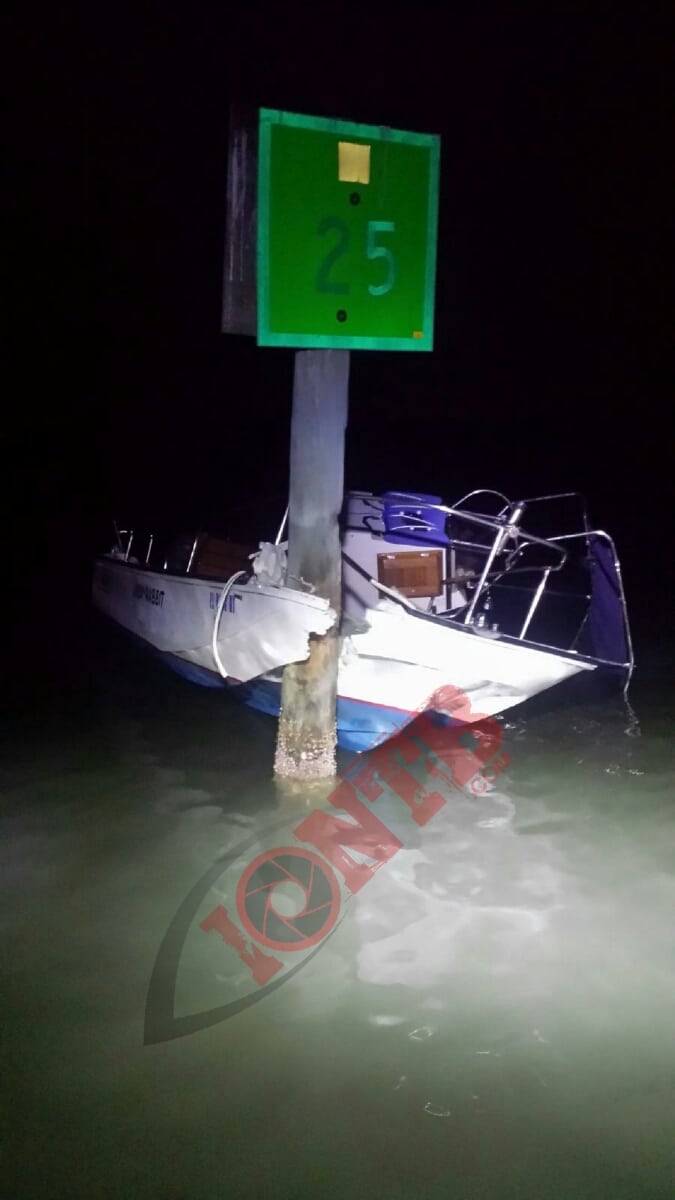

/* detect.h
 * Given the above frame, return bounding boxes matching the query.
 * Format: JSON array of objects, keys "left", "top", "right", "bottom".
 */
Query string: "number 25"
[{"left": 315, "top": 218, "right": 397, "bottom": 297}]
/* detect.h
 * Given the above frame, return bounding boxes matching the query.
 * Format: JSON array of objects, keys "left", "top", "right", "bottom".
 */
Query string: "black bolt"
[
  {"left": 336, "top": 309, "right": 347, "bottom": 322},
  {"left": 349, "top": 192, "right": 361, "bottom": 206}
]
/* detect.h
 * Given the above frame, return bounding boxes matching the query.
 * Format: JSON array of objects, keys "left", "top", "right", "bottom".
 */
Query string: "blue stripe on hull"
[
  {"left": 236, "top": 676, "right": 415, "bottom": 754},
  {"left": 159, "top": 651, "right": 414, "bottom": 754},
  {"left": 161, "top": 652, "right": 228, "bottom": 690}
]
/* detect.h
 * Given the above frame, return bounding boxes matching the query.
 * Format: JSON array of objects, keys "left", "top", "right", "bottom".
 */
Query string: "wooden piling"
[{"left": 274, "top": 349, "right": 350, "bottom": 780}]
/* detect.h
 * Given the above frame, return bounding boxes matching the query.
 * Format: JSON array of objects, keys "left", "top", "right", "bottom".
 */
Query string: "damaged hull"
[{"left": 92, "top": 557, "right": 592, "bottom": 754}]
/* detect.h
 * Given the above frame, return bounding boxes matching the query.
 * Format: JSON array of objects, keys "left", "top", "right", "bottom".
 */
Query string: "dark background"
[{"left": 6, "top": 5, "right": 673, "bottom": 675}]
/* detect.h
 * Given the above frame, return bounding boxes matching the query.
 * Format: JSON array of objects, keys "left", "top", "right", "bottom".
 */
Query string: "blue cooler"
[{"left": 382, "top": 492, "right": 449, "bottom": 545}]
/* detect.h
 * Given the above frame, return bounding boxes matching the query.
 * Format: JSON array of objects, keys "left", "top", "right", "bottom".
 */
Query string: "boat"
[{"left": 91, "top": 488, "right": 634, "bottom": 753}]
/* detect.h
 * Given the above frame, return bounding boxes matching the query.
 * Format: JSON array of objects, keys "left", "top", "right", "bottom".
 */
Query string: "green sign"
[{"left": 257, "top": 109, "right": 440, "bottom": 351}]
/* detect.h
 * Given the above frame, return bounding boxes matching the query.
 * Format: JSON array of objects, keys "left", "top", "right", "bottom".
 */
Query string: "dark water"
[{"left": 2, "top": 606, "right": 674, "bottom": 1199}]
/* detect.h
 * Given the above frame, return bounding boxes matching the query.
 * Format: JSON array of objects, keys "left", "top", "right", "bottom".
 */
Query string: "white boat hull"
[
  {"left": 339, "top": 600, "right": 593, "bottom": 723},
  {"left": 92, "top": 559, "right": 335, "bottom": 684},
  {"left": 92, "top": 557, "right": 593, "bottom": 753}
]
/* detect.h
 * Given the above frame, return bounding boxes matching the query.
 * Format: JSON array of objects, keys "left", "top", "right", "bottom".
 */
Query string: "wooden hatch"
[{"left": 376, "top": 549, "right": 443, "bottom": 598}]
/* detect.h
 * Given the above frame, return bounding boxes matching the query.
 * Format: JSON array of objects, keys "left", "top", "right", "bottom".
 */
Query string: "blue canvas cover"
[{"left": 586, "top": 535, "right": 630, "bottom": 666}]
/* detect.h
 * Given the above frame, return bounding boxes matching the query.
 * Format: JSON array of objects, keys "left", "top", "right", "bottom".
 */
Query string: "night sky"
[{"left": 7, "top": 6, "right": 673, "bottom": 638}]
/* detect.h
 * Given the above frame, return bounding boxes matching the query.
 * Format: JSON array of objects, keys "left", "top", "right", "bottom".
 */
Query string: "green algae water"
[{"left": 2, "top": 613, "right": 673, "bottom": 1199}]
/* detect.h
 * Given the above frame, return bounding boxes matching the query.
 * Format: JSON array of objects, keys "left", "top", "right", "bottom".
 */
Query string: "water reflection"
[
  {"left": 3, "top": 633, "right": 674, "bottom": 1199},
  {"left": 323, "top": 712, "right": 675, "bottom": 1170}
]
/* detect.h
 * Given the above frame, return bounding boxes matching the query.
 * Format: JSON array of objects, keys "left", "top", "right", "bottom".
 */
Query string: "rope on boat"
[{"left": 211, "top": 570, "right": 248, "bottom": 679}]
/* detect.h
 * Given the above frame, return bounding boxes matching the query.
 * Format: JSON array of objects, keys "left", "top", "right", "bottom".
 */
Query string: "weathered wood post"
[
  {"left": 222, "top": 106, "right": 440, "bottom": 776},
  {"left": 274, "top": 349, "right": 350, "bottom": 780}
]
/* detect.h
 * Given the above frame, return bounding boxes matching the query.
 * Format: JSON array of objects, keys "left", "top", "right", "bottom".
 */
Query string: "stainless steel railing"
[{"left": 375, "top": 491, "right": 631, "bottom": 668}]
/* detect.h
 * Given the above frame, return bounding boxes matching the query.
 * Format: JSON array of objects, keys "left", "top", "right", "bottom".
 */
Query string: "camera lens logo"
[
  {"left": 236, "top": 847, "right": 341, "bottom": 952},
  {"left": 144, "top": 688, "right": 515, "bottom": 1043}
]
